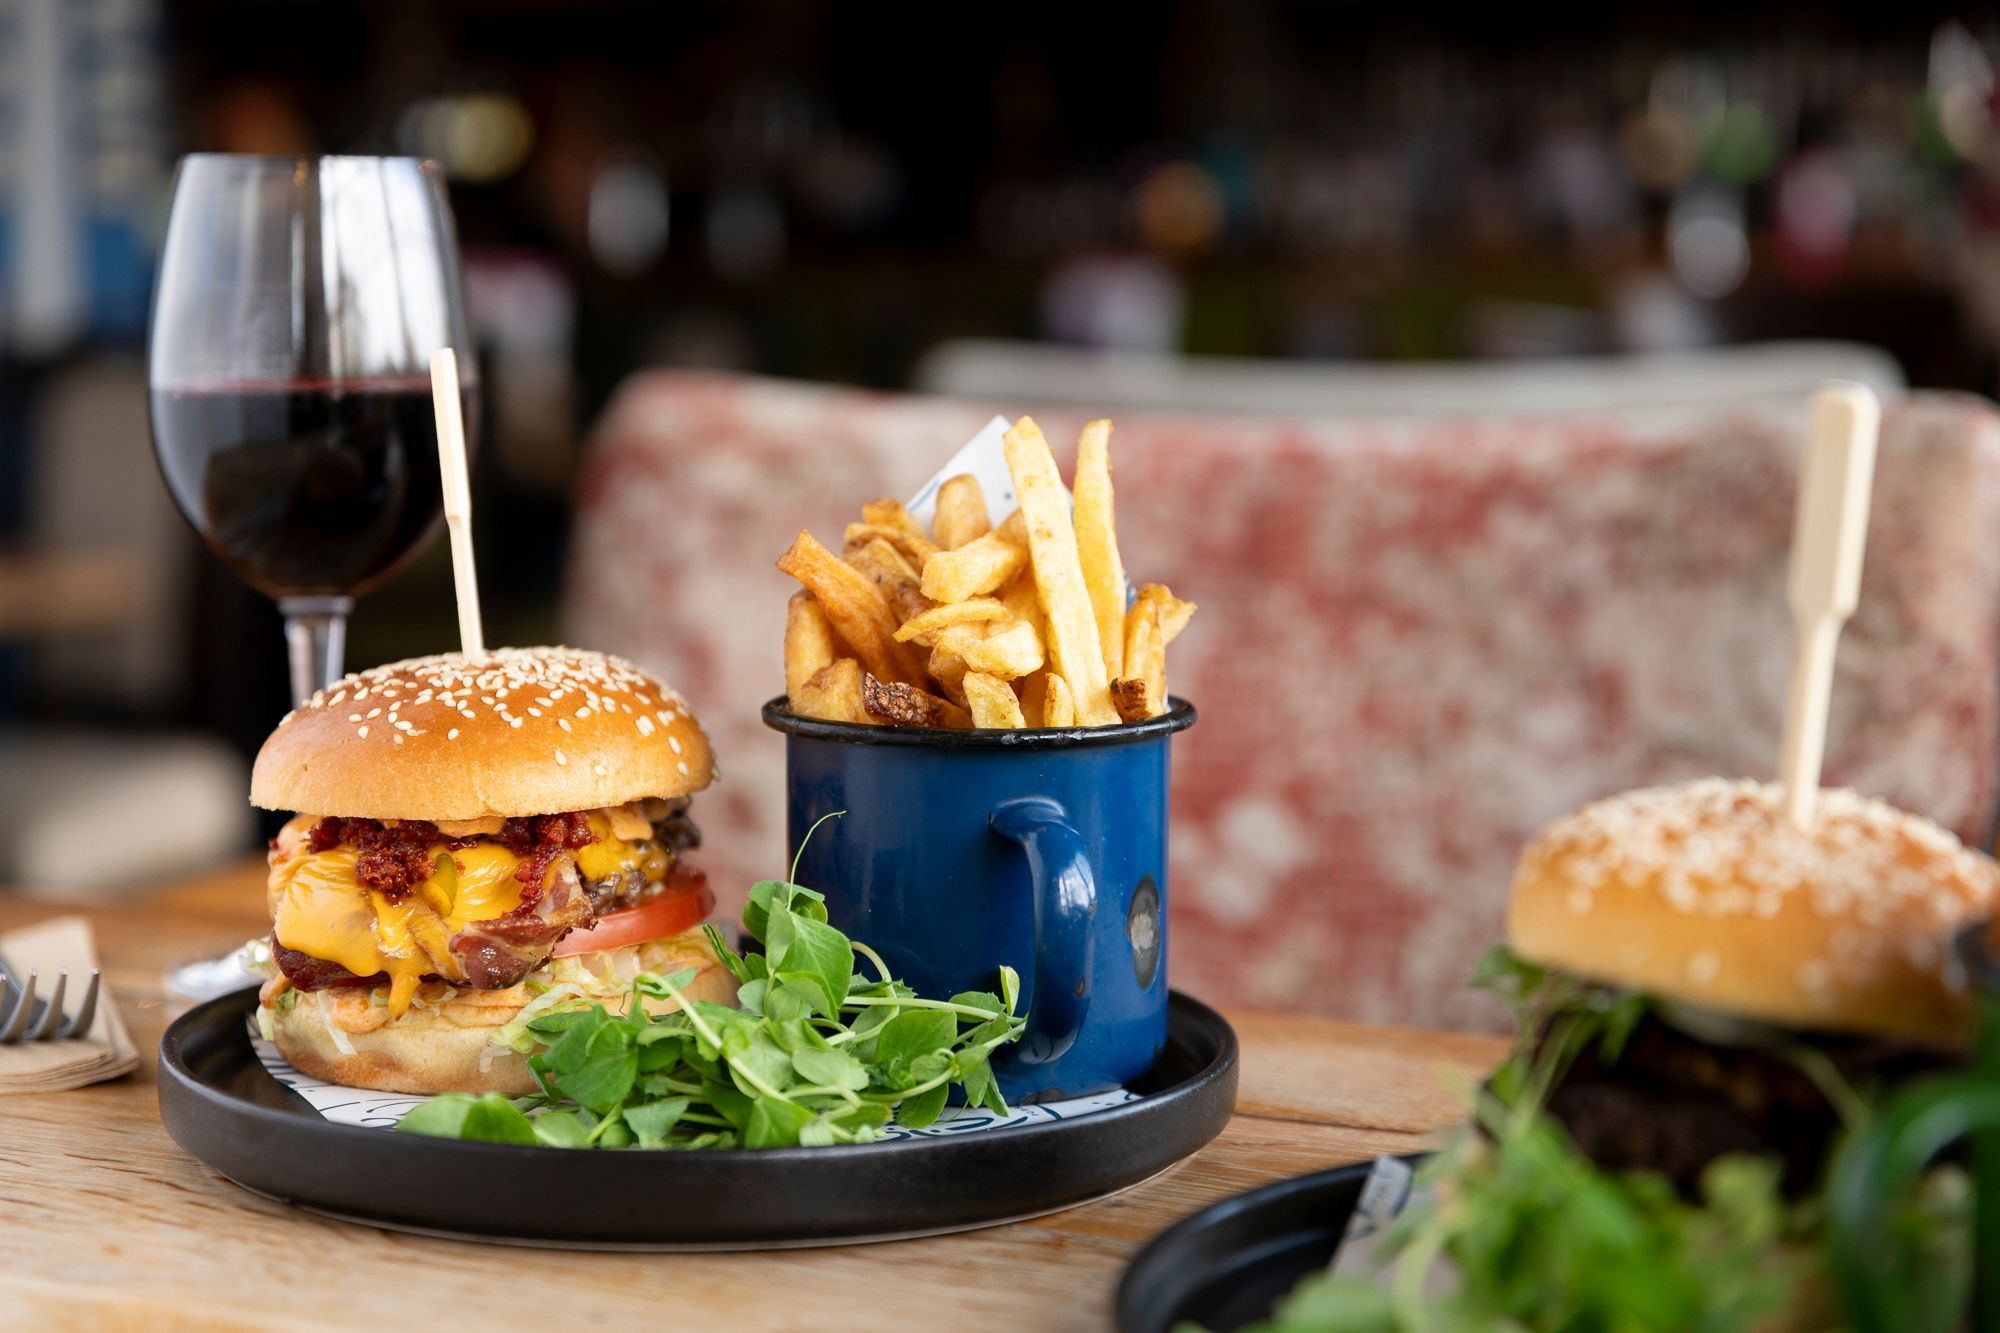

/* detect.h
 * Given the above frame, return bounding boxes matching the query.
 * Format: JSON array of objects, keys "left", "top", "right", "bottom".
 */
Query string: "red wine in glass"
[
  {"left": 151, "top": 377, "right": 476, "bottom": 597},
  {"left": 148, "top": 155, "right": 474, "bottom": 705}
]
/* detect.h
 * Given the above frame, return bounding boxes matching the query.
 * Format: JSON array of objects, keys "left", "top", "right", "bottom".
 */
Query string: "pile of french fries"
[{"left": 778, "top": 417, "right": 1194, "bottom": 730}]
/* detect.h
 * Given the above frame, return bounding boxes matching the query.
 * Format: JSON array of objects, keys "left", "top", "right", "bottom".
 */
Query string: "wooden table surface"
[{"left": 0, "top": 862, "right": 1504, "bottom": 1332}]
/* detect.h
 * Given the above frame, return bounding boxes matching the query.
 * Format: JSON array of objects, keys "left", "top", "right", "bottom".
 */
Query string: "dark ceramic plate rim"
[
  {"left": 762, "top": 695, "right": 1197, "bottom": 748},
  {"left": 159, "top": 985, "right": 1239, "bottom": 1247},
  {"left": 162, "top": 985, "right": 1229, "bottom": 1166},
  {"left": 1114, "top": 1155, "right": 1430, "bottom": 1333}
]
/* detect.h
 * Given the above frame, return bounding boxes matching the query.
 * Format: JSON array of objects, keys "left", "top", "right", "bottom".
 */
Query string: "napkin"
[
  {"left": 0, "top": 915, "right": 139, "bottom": 1093},
  {"left": 905, "top": 414, "right": 1017, "bottom": 526}
]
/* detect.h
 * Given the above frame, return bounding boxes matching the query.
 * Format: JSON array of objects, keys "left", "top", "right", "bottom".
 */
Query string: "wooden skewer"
[
  {"left": 1778, "top": 381, "right": 1880, "bottom": 830},
  {"left": 431, "top": 347, "right": 484, "bottom": 658}
]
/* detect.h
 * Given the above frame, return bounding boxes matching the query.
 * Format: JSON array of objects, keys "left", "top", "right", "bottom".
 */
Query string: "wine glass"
[{"left": 148, "top": 154, "right": 475, "bottom": 705}]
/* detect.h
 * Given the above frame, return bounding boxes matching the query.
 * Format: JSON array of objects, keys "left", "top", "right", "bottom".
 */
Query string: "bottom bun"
[{"left": 267, "top": 929, "right": 737, "bottom": 1096}]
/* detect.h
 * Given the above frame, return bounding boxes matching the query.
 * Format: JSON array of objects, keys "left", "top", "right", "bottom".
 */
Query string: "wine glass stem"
[{"left": 278, "top": 596, "right": 354, "bottom": 705}]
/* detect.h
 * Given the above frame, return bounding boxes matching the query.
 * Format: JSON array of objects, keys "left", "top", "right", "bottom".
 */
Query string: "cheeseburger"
[
  {"left": 1292, "top": 778, "right": 1995, "bottom": 1327},
  {"left": 1506, "top": 777, "right": 1994, "bottom": 1199},
  {"left": 248, "top": 647, "right": 735, "bottom": 1095}
]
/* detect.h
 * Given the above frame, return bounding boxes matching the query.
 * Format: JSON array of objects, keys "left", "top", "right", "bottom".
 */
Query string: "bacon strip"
[{"left": 275, "top": 807, "right": 698, "bottom": 993}]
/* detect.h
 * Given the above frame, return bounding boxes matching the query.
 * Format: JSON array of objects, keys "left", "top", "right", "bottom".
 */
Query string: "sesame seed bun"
[
  {"left": 1507, "top": 779, "right": 1999, "bottom": 1043},
  {"left": 250, "top": 647, "right": 715, "bottom": 820},
  {"left": 268, "top": 931, "right": 737, "bottom": 1096}
]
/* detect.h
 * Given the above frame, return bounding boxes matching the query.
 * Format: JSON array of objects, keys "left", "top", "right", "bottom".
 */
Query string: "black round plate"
[
  {"left": 158, "top": 987, "right": 1238, "bottom": 1249},
  {"left": 1115, "top": 1156, "right": 1426, "bottom": 1333}
]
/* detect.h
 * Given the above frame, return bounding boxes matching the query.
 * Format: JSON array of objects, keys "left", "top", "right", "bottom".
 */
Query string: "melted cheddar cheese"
[
  {"left": 270, "top": 843, "right": 529, "bottom": 1015},
  {"left": 267, "top": 805, "right": 670, "bottom": 1018},
  {"left": 575, "top": 808, "right": 670, "bottom": 884}
]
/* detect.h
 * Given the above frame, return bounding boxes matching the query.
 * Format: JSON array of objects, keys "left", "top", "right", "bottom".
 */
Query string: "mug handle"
[
  {"left": 1829, "top": 1071, "right": 2000, "bottom": 1333},
  {"left": 989, "top": 796, "right": 1095, "bottom": 1066}
]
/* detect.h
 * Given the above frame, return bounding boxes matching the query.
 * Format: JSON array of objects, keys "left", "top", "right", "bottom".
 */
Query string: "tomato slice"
[{"left": 551, "top": 867, "right": 714, "bottom": 957}]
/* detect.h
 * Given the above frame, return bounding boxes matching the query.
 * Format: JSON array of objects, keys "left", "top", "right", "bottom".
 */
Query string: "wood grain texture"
[{"left": 0, "top": 862, "right": 1504, "bottom": 1332}]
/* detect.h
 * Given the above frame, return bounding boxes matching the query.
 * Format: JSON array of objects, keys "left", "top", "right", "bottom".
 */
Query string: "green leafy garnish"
[
  {"left": 397, "top": 858, "right": 1025, "bottom": 1150},
  {"left": 1235, "top": 1126, "right": 1801, "bottom": 1333},
  {"left": 1226, "top": 946, "right": 1973, "bottom": 1332}
]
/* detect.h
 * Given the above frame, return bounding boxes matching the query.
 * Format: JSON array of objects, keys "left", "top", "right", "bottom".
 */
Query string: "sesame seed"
[
  {"left": 669, "top": 736, "right": 682, "bottom": 754},
  {"left": 637, "top": 716, "right": 655, "bottom": 736},
  {"left": 448, "top": 728, "right": 460, "bottom": 740},
  {"left": 559, "top": 718, "right": 572, "bottom": 732},
  {"left": 528, "top": 707, "right": 541, "bottom": 717},
  {"left": 393, "top": 732, "right": 405, "bottom": 746},
  {"left": 555, "top": 749, "right": 567, "bottom": 766},
  {"left": 510, "top": 717, "right": 523, "bottom": 729},
  {"left": 348, "top": 713, "right": 362, "bottom": 722},
  {"left": 367, "top": 708, "right": 382, "bottom": 719},
  {"left": 394, "top": 720, "right": 413, "bottom": 731},
  {"left": 677, "top": 761, "right": 689, "bottom": 775},
  {"left": 357, "top": 726, "right": 369, "bottom": 738},
  {"left": 576, "top": 707, "right": 590, "bottom": 718}
]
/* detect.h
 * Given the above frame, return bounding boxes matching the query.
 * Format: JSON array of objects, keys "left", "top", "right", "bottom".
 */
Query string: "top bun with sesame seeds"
[
  {"left": 1507, "top": 778, "right": 1999, "bottom": 1044},
  {"left": 250, "top": 647, "right": 715, "bottom": 820}
]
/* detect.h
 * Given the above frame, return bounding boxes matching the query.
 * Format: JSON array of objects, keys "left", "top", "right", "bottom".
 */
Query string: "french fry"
[
  {"left": 845, "top": 521, "right": 940, "bottom": 568},
  {"left": 963, "top": 671, "right": 1026, "bottom": 729},
  {"left": 845, "top": 537, "right": 931, "bottom": 625},
  {"left": 1073, "top": 419, "right": 1127, "bottom": 683},
  {"left": 1017, "top": 670, "right": 1051, "bottom": 728},
  {"left": 1109, "top": 677, "right": 1152, "bottom": 724},
  {"left": 1003, "top": 417, "right": 1119, "bottom": 725},
  {"left": 932, "top": 619, "right": 1044, "bottom": 680},
  {"left": 778, "top": 531, "right": 922, "bottom": 685},
  {"left": 1134, "top": 582, "right": 1196, "bottom": 644},
  {"left": 784, "top": 592, "right": 837, "bottom": 705},
  {"left": 997, "top": 508, "right": 1028, "bottom": 545},
  {"left": 920, "top": 530, "right": 1027, "bottom": 604},
  {"left": 929, "top": 647, "right": 969, "bottom": 703},
  {"left": 863, "top": 673, "right": 971, "bottom": 729},
  {"left": 1121, "top": 597, "right": 1166, "bottom": 718},
  {"left": 998, "top": 571, "right": 1045, "bottom": 640},
  {"left": 847, "top": 535, "right": 919, "bottom": 584},
  {"left": 794, "top": 658, "right": 873, "bottom": 724},
  {"left": 933, "top": 474, "right": 991, "bottom": 550},
  {"left": 1044, "top": 672, "right": 1077, "bottom": 727},
  {"left": 862, "top": 497, "right": 929, "bottom": 544},
  {"left": 892, "top": 597, "right": 1009, "bottom": 643}
]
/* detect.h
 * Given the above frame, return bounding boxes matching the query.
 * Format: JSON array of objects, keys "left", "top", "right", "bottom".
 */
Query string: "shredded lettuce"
[
  {"left": 490, "top": 982, "right": 593, "bottom": 1054},
  {"left": 235, "top": 937, "right": 276, "bottom": 979},
  {"left": 320, "top": 998, "right": 356, "bottom": 1055}
]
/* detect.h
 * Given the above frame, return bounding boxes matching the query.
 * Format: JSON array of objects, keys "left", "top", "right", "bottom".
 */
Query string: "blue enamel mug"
[{"left": 762, "top": 696, "right": 1197, "bottom": 1102}]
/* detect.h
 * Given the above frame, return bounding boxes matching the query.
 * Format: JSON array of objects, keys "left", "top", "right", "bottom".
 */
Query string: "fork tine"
[
  {"left": 62, "top": 970, "right": 100, "bottom": 1040},
  {"left": 0, "top": 971, "right": 35, "bottom": 1042},
  {"left": 26, "top": 970, "right": 67, "bottom": 1040}
]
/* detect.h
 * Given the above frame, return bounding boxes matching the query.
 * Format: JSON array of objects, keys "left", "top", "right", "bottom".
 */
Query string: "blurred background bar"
[{"left": 7, "top": 1, "right": 2000, "bottom": 899}]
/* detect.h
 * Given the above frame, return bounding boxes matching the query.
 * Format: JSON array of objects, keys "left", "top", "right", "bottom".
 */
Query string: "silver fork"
[{"left": 0, "top": 955, "right": 100, "bottom": 1042}]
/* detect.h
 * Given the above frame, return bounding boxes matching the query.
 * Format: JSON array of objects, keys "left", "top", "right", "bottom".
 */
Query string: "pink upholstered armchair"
[{"left": 564, "top": 372, "right": 2000, "bottom": 1031}]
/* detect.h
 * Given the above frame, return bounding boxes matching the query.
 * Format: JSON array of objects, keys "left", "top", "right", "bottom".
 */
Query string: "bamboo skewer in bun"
[{"left": 1509, "top": 382, "right": 1996, "bottom": 1042}]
